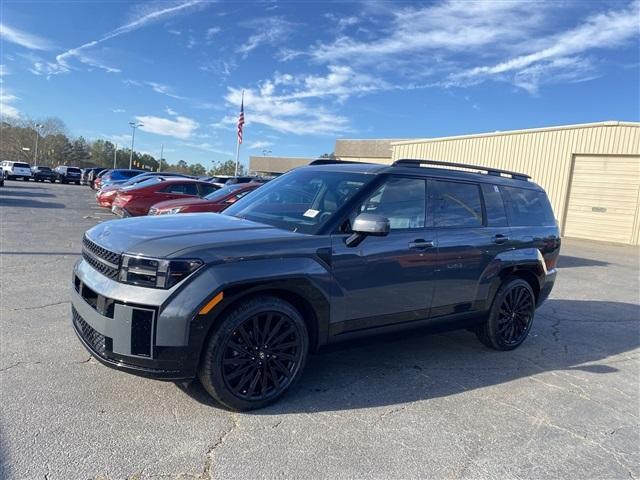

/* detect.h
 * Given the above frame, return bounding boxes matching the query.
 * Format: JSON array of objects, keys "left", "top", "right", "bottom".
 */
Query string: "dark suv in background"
[
  {"left": 54, "top": 165, "right": 82, "bottom": 184},
  {"left": 31, "top": 166, "right": 56, "bottom": 182},
  {"left": 71, "top": 159, "right": 560, "bottom": 410}
]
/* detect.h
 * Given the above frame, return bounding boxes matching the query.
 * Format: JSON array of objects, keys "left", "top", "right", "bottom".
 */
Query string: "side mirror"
[{"left": 346, "top": 213, "right": 390, "bottom": 247}]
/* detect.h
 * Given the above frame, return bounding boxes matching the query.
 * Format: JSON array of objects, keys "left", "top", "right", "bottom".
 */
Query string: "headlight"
[{"left": 119, "top": 254, "right": 203, "bottom": 289}]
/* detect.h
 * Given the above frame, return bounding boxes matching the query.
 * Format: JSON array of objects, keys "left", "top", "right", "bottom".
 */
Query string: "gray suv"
[{"left": 71, "top": 159, "right": 560, "bottom": 410}]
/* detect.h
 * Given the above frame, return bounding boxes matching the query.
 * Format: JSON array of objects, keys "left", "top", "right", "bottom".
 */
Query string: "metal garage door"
[{"left": 564, "top": 155, "right": 640, "bottom": 244}]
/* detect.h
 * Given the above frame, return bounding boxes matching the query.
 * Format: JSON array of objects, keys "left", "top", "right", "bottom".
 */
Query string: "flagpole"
[
  {"left": 234, "top": 90, "right": 244, "bottom": 176},
  {"left": 234, "top": 137, "right": 240, "bottom": 176}
]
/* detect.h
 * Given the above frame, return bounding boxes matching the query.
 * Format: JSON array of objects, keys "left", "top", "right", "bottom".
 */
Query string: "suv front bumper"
[{"left": 70, "top": 259, "right": 212, "bottom": 380}]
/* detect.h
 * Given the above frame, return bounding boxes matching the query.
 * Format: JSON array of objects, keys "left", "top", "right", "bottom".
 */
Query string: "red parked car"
[
  {"left": 111, "top": 177, "right": 219, "bottom": 217},
  {"left": 148, "top": 182, "right": 262, "bottom": 215}
]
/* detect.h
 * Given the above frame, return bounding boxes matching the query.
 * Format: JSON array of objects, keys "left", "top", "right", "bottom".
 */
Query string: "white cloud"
[
  {"left": 210, "top": 116, "right": 236, "bottom": 131},
  {"left": 298, "top": 0, "right": 640, "bottom": 94},
  {"left": 309, "top": 1, "right": 544, "bottom": 64},
  {"left": 449, "top": 1, "right": 640, "bottom": 92},
  {"left": 181, "top": 142, "right": 233, "bottom": 156},
  {"left": 45, "top": 1, "right": 204, "bottom": 75},
  {"left": 0, "top": 23, "right": 54, "bottom": 50},
  {"left": 216, "top": 64, "right": 392, "bottom": 136},
  {"left": 206, "top": 27, "right": 221, "bottom": 42},
  {"left": 111, "top": 108, "right": 125, "bottom": 113},
  {"left": 136, "top": 115, "right": 199, "bottom": 139},
  {"left": 200, "top": 58, "right": 237, "bottom": 78},
  {"left": 222, "top": 71, "right": 355, "bottom": 137},
  {"left": 247, "top": 141, "right": 274, "bottom": 150},
  {"left": 168, "top": 29, "right": 182, "bottom": 36},
  {"left": 145, "top": 81, "right": 185, "bottom": 99},
  {"left": 105, "top": 133, "right": 132, "bottom": 145},
  {"left": 237, "top": 17, "right": 296, "bottom": 57},
  {"left": 0, "top": 90, "right": 21, "bottom": 118},
  {"left": 165, "top": 107, "right": 178, "bottom": 116}
]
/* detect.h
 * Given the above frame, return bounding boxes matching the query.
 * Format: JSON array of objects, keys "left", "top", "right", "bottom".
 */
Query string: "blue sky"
[{"left": 1, "top": 0, "right": 639, "bottom": 168}]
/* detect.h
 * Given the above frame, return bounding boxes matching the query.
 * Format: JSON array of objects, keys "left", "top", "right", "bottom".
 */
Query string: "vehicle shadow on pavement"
[
  {"left": 1, "top": 183, "right": 48, "bottom": 190},
  {"left": 558, "top": 255, "right": 610, "bottom": 268},
  {"left": 0, "top": 197, "right": 65, "bottom": 209},
  {"left": 177, "top": 299, "right": 639, "bottom": 413},
  {"left": 0, "top": 189, "right": 56, "bottom": 198}
]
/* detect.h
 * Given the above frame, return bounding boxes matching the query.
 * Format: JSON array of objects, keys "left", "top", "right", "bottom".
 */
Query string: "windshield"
[
  {"left": 67, "top": 167, "right": 81, "bottom": 173},
  {"left": 37, "top": 166, "right": 51, "bottom": 171},
  {"left": 204, "top": 184, "right": 245, "bottom": 201},
  {"left": 223, "top": 169, "right": 371, "bottom": 234},
  {"left": 14, "top": 163, "right": 30, "bottom": 168}
]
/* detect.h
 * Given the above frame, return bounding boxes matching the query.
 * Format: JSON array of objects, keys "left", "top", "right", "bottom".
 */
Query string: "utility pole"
[
  {"left": 113, "top": 144, "right": 118, "bottom": 169},
  {"left": 33, "top": 123, "right": 43, "bottom": 164},
  {"left": 129, "top": 122, "right": 143, "bottom": 169},
  {"left": 159, "top": 143, "right": 164, "bottom": 172}
]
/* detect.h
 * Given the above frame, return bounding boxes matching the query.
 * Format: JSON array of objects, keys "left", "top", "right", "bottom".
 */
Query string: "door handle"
[
  {"left": 493, "top": 234, "right": 509, "bottom": 244},
  {"left": 408, "top": 239, "right": 435, "bottom": 249}
]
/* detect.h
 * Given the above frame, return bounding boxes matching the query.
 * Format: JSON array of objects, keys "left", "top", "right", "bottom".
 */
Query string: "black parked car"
[
  {"left": 54, "top": 166, "right": 82, "bottom": 184},
  {"left": 71, "top": 159, "right": 560, "bottom": 410},
  {"left": 31, "top": 166, "right": 56, "bottom": 182}
]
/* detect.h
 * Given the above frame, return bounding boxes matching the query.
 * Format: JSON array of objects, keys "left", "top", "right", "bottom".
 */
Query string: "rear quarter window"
[{"left": 500, "top": 186, "right": 555, "bottom": 227}]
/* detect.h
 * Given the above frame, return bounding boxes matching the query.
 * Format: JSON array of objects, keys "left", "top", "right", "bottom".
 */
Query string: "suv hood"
[{"left": 86, "top": 213, "right": 301, "bottom": 258}]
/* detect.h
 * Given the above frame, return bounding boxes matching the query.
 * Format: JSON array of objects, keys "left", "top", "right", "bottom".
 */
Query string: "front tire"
[
  {"left": 476, "top": 278, "right": 536, "bottom": 351},
  {"left": 198, "top": 295, "right": 309, "bottom": 410}
]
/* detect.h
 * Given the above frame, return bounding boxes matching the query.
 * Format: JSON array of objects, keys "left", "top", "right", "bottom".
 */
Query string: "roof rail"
[
  {"left": 309, "top": 159, "right": 373, "bottom": 166},
  {"left": 392, "top": 159, "right": 530, "bottom": 180}
]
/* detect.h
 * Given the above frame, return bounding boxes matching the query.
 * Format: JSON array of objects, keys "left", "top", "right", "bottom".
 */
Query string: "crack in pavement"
[
  {"left": 200, "top": 412, "right": 239, "bottom": 480},
  {"left": 3, "top": 301, "right": 70, "bottom": 312}
]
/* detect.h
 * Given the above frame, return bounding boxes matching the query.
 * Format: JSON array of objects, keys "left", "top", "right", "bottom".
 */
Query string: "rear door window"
[
  {"left": 162, "top": 183, "right": 199, "bottom": 195},
  {"left": 500, "top": 186, "right": 555, "bottom": 226},
  {"left": 198, "top": 183, "right": 219, "bottom": 197},
  {"left": 433, "top": 181, "right": 483, "bottom": 227}
]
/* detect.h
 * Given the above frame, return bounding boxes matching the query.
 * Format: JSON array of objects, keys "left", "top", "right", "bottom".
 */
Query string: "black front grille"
[
  {"left": 72, "top": 306, "right": 107, "bottom": 356},
  {"left": 82, "top": 236, "right": 120, "bottom": 279}
]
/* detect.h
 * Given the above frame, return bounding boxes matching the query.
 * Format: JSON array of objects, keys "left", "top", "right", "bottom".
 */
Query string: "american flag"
[{"left": 237, "top": 95, "right": 245, "bottom": 144}]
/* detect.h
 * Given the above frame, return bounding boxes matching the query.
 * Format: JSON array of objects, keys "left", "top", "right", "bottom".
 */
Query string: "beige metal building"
[
  {"left": 389, "top": 121, "right": 640, "bottom": 245},
  {"left": 249, "top": 156, "right": 313, "bottom": 176}
]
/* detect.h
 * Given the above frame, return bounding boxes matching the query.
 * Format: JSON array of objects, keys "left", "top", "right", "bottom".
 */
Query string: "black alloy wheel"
[
  {"left": 198, "top": 295, "right": 309, "bottom": 410},
  {"left": 496, "top": 285, "right": 534, "bottom": 345},
  {"left": 222, "top": 312, "right": 303, "bottom": 401},
  {"left": 476, "top": 277, "right": 536, "bottom": 351}
]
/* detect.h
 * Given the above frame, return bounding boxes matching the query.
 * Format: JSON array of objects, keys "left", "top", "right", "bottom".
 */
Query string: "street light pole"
[
  {"left": 113, "top": 144, "right": 118, "bottom": 169},
  {"left": 159, "top": 143, "right": 164, "bottom": 172},
  {"left": 33, "top": 123, "right": 43, "bottom": 164},
  {"left": 128, "top": 122, "right": 143, "bottom": 169}
]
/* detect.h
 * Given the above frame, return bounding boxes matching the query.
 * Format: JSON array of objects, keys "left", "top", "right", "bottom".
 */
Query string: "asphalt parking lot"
[{"left": 1, "top": 180, "right": 639, "bottom": 480}]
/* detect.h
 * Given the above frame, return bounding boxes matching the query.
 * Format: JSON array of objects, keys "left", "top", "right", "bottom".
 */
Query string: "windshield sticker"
[{"left": 303, "top": 209, "right": 320, "bottom": 218}]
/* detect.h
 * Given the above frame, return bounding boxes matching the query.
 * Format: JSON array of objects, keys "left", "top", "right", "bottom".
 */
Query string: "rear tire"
[
  {"left": 476, "top": 278, "right": 536, "bottom": 351},
  {"left": 198, "top": 295, "right": 309, "bottom": 410}
]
